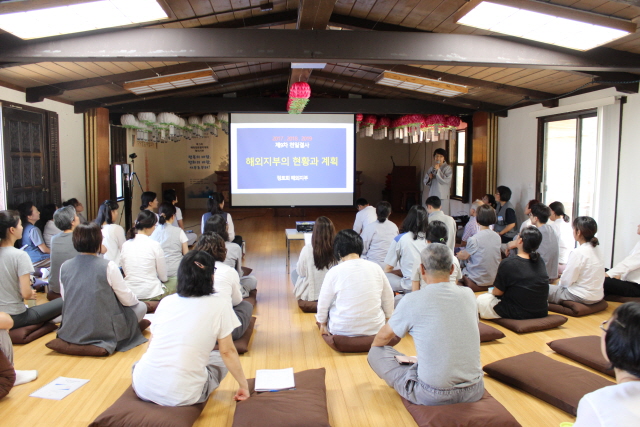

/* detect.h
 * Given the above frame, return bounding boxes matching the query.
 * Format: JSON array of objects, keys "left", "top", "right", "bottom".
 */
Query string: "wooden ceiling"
[{"left": 0, "top": 0, "right": 638, "bottom": 116}]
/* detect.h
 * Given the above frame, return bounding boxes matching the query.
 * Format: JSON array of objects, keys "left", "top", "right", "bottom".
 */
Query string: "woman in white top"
[
  {"left": 95, "top": 200, "right": 126, "bottom": 266},
  {"left": 383, "top": 205, "right": 429, "bottom": 293},
  {"left": 150, "top": 202, "right": 189, "bottom": 293},
  {"left": 604, "top": 223, "right": 640, "bottom": 298},
  {"left": 411, "top": 221, "right": 461, "bottom": 290},
  {"left": 292, "top": 216, "right": 336, "bottom": 301},
  {"left": 121, "top": 210, "right": 169, "bottom": 301},
  {"left": 362, "top": 202, "right": 399, "bottom": 268},
  {"left": 132, "top": 250, "right": 250, "bottom": 407},
  {"left": 548, "top": 216, "right": 604, "bottom": 304},
  {"left": 549, "top": 201, "right": 574, "bottom": 273},
  {"left": 201, "top": 192, "right": 242, "bottom": 246},
  {"left": 518, "top": 199, "right": 539, "bottom": 232},
  {"left": 316, "top": 229, "right": 394, "bottom": 337},
  {"left": 574, "top": 302, "right": 640, "bottom": 426},
  {"left": 194, "top": 232, "right": 253, "bottom": 340},
  {"left": 35, "top": 203, "right": 60, "bottom": 248},
  {"left": 204, "top": 214, "right": 256, "bottom": 297}
]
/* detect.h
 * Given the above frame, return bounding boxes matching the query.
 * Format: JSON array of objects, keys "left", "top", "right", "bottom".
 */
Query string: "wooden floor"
[{"left": 2, "top": 209, "right": 616, "bottom": 427}]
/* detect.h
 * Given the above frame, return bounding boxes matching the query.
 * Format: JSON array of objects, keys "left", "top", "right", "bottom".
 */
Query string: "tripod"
[{"left": 123, "top": 156, "right": 145, "bottom": 231}]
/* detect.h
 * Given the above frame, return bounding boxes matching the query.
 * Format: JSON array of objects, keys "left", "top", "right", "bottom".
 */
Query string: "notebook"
[{"left": 254, "top": 368, "right": 296, "bottom": 392}]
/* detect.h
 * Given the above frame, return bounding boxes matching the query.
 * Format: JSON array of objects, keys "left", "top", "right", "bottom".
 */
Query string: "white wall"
[{"left": 0, "top": 86, "right": 85, "bottom": 209}]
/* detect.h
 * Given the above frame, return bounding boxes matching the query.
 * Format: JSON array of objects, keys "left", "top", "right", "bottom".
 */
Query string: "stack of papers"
[
  {"left": 255, "top": 368, "right": 295, "bottom": 392},
  {"left": 30, "top": 377, "right": 89, "bottom": 400}
]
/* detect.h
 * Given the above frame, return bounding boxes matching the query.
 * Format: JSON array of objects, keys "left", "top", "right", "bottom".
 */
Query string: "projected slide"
[{"left": 231, "top": 114, "right": 355, "bottom": 207}]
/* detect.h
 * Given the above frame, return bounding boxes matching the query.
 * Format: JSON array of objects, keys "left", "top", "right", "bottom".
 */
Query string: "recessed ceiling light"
[{"left": 375, "top": 71, "right": 468, "bottom": 97}]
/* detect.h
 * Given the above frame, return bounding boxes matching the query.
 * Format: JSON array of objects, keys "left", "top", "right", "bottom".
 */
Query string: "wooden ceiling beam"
[{"left": 198, "top": 10, "right": 298, "bottom": 29}]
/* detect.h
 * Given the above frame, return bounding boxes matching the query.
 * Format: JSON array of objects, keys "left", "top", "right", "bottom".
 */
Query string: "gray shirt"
[
  {"left": 362, "top": 219, "right": 399, "bottom": 265},
  {"left": 424, "top": 163, "right": 453, "bottom": 200},
  {"left": 150, "top": 224, "right": 188, "bottom": 277},
  {"left": 428, "top": 210, "right": 457, "bottom": 252},
  {"left": 0, "top": 247, "right": 35, "bottom": 315},
  {"left": 462, "top": 228, "right": 501, "bottom": 286},
  {"left": 538, "top": 223, "right": 560, "bottom": 280},
  {"left": 389, "top": 281, "right": 483, "bottom": 389},
  {"left": 49, "top": 232, "right": 79, "bottom": 293}
]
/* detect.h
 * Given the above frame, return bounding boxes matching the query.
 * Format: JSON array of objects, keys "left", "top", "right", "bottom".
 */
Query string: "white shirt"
[
  {"left": 294, "top": 244, "right": 331, "bottom": 301},
  {"left": 43, "top": 220, "right": 62, "bottom": 247},
  {"left": 101, "top": 223, "right": 126, "bottom": 266},
  {"left": 121, "top": 234, "right": 168, "bottom": 300},
  {"left": 150, "top": 223, "right": 188, "bottom": 277},
  {"left": 132, "top": 293, "right": 240, "bottom": 406},
  {"left": 213, "top": 261, "right": 243, "bottom": 306},
  {"left": 552, "top": 218, "right": 575, "bottom": 264},
  {"left": 384, "top": 232, "right": 428, "bottom": 290},
  {"left": 361, "top": 219, "right": 399, "bottom": 265},
  {"left": 560, "top": 242, "right": 605, "bottom": 302},
  {"left": 353, "top": 206, "right": 377, "bottom": 234},
  {"left": 411, "top": 246, "right": 461, "bottom": 287},
  {"left": 60, "top": 260, "right": 139, "bottom": 307},
  {"left": 316, "top": 258, "right": 394, "bottom": 336},
  {"left": 520, "top": 218, "right": 532, "bottom": 232},
  {"left": 574, "top": 382, "right": 640, "bottom": 427},
  {"left": 608, "top": 241, "right": 640, "bottom": 284},
  {"left": 428, "top": 210, "right": 457, "bottom": 252}
]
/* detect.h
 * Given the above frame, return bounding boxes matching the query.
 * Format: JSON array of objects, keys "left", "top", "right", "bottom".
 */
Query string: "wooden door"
[{"left": 2, "top": 106, "right": 49, "bottom": 209}]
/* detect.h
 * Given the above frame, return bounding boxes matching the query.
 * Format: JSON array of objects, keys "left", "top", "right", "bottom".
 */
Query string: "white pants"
[{"left": 476, "top": 293, "right": 501, "bottom": 319}]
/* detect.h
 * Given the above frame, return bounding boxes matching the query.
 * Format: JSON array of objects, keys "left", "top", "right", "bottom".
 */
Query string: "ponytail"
[
  {"left": 95, "top": 200, "right": 119, "bottom": 225},
  {"left": 376, "top": 201, "right": 391, "bottom": 224},
  {"left": 563, "top": 214, "right": 570, "bottom": 223},
  {"left": 529, "top": 251, "right": 539, "bottom": 262},
  {"left": 589, "top": 237, "right": 600, "bottom": 247},
  {"left": 207, "top": 192, "right": 224, "bottom": 216},
  {"left": 157, "top": 202, "right": 176, "bottom": 226},
  {"left": 520, "top": 226, "right": 543, "bottom": 262},
  {"left": 549, "top": 201, "right": 570, "bottom": 223},
  {"left": 127, "top": 210, "right": 157, "bottom": 240}
]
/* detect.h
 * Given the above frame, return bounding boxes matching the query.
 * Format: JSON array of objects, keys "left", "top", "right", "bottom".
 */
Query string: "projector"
[{"left": 296, "top": 221, "right": 315, "bottom": 232}]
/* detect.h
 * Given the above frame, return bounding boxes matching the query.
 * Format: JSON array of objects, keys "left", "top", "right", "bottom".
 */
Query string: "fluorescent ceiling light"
[
  {"left": 291, "top": 63, "right": 327, "bottom": 69},
  {"left": 375, "top": 71, "right": 468, "bottom": 97},
  {"left": 0, "top": 0, "right": 168, "bottom": 40},
  {"left": 124, "top": 69, "right": 217, "bottom": 95},
  {"left": 454, "top": 0, "right": 635, "bottom": 51}
]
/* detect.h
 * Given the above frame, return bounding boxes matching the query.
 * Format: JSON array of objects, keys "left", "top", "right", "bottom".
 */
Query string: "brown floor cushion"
[
  {"left": 0, "top": 349, "right": 15, "bottom": 400},
  {"left": 401, "top": 390, "right": 521, "bottom": 427},
  {"left": 483, "top": 351, "right": 614, "bottom": 415},
  {"left": 458, "top": 276, "right": 489, "bottom": 293},
  {"left": 244, "top": 289, "right": 257, "bottom": 307},
  {"left": 46, "top": 338, "right": 109, "bottom": 357},
  {"left": 322, "top": 333, "right": 401, "bottom": 353},
  {"left": 604, "top": 294, "right": 640, "bottom": 303},
  {"left": 547, "top": 336, "right": 614, "bottom": 377},
  {"left": 89, "top": 385, "right": 205, "bottom": 427},
  {"left": 548, "top": 300, "right": 608, "bottom": 317},
  {"left": 47, "top": 290, "right": 61, "bottom": 301},
  {"left": 214, "top": 317, "right": 256, "bottom": 354},
  {"left": 241, "top": 266, "right": 253, "bottom": 276},
  {"left": 297, "top": 300, "right": 318, "bottom": 313},
  {"left": 479, "top": 322, "right": 505, "bottom": 342},
  {"left": 145, "top": 301, "right": 160, "bottom": 313},
  {"left": 491, "top": 315, "right": 567, "bottom": 333},
  {"left": 9, "top": 322, "right": 58, "bottom": 344},
  {"left": 232, "top": 368, "right": 330, "bottom": 427}
]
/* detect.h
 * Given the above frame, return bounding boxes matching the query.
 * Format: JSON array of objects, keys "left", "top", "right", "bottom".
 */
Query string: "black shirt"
[{"left": 493, "top": 256, "right": 549, "bottom": 320}]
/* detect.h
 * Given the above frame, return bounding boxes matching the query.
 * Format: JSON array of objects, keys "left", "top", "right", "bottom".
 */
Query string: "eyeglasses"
[{"left": 600, "top": 319, "right": 609, "bottom": 332}]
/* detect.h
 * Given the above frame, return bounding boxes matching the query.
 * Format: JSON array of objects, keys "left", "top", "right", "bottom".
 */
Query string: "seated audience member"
[
  {"left": 132, "top": 251, "right": 250, "bottom": 407},
  {"left": 16, "top": 202, "right": 50, "bottom": 266},
  {"left": 411, "top": 221, "right": 461, "bottom": 291},
  {"left": 57, "top": 223, "right": 147, "bottom": 353},
  {"left": 35, "top": 204, "right": 60, "bottom": 248},
  {"left": 95, "top": 200, "right": 126, "bottom": 267},
  {"left": 574, "top": 302, "right": 640, "bottom": 426},
  {"left": 423, "top": 148, "right": 453, "bottom": 215},
  {"left": 163, "top": 188, "right": 197, "bottom": 246},
  {"left": 48, "top": 206, "right": 81, "bottom": 299},
  {"left": 0, "top": 312, "right": 37, "bottom": 386},
  {"left": 460, "top": 200, "right": 483, "bottom": 247},
  {"left": 62, "top": 198, "right": 87, "bottom": 223},
  {"left": 204, "top": 214, "right": 256, "bottom": 297},
  {"left": 519, "top": 199, "right": 539, "bottom": 232},
  {"left": 457, "top": 204, "right": 502, "bottom": 288},
  {"left": 201, "top": 192, "right": 242, "bottom": 246},
  {"left": 0, "top": 211, "right": 62, "bottom": 329},
  {"left": 368, "top": 243, "right": 484, "bottom": 406},
  {"left": 477, "top": 227, "right": 549, "bottom": 320},
  {"left": 194, "top": 233, "right": 253, "bottom": 340},
  {"left": 604, "top": 223, "right": 640, "bottom": 298},
  {"left": 482, "top": 193, "right": 497, "bottom": 210},
  {"left": 361, "top": 202, "right": 399, "bottom": 267},
  {"left": 353, "top": 198, "right": 377, "bottom": 235},
  {"left": 549, "top": 201, "right": 574, "bottom": 274},
  {"left": 494, "top": 186, "right": 518, "bottom": 244},
  {"left": 316, "top": 229, "right": 394, "bottom": 337},
  {"left": 548, "top": 216, "right": 604, "bottom": 305},
  {"left": 140, "top": 191, "right": 159, "bottom": 217},
  {"left": 121, "top": 210, "right": 170, "bottom": 301},
  {"left": 150, "top": 203, "right": 189, "bottom": 293},
  {"left": 425, "top": 196, "right": 456, "bottom": 252},
  {"left": 292, "top": 216, "right": 336, "bottom": 302},
  {"left": 383, "top": 205, "right": 429, "bottom": 293}
]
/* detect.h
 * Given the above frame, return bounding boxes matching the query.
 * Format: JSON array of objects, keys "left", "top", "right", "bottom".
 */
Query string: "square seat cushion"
[
  {"left": 322, "top": 333, "right": 401, "bottom": 353},
  {"left": 241, "top": 266, "right": 253, "bottom": 276},
  {"left": 0, "top": 349, "right": 15, "bottom": 400},
  {"left": 547, "top": 336, "right": 614, "bottom": 377},
  {"left": 548, "top": 300, "right": 608, "bottom": 317},
  {"left": 483, "top": 351, "right": 614, "bottom": 415},
  {"left": 89, "top": 386, "right": 205, "bottom": 427},
  {"left": 232, "top": 368, "right": 329, "bottom": 427},
  {"left": 9, "top": 322, "right": 58, "bottom": 344},
  {"left": 479, "top": 322, "right": 505, "bottom": 342},
  {"left": 46, "top": 290, "right": 61, "bottom": 301},
  {"left": 604, "top": 294, "right": 640, "bottom": 303},
  {"left": 244, "top": 289, "right": 257, "bottom": 307},
  {"left": 458, "top": 276, "right": 489, "bottom": 293},
  {"left": 491, "top": 315, "right": 567, "bottom": 333},
  {"left": 297, "top": 300, "right": 318, "bottom": 313},
  {"left": 214, "top": 317, "right": 256, "bottom": 354},
  {"left": 401, "top": 390, "right": 521, "bottom": 427},
  {"left": 46, "top": 338, "right": 109, "bottom": 357}
]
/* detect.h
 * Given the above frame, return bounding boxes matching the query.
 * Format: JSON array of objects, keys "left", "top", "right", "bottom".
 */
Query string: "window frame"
[{"left": 448, "top": 127, "right": 471, "bottom": 202}]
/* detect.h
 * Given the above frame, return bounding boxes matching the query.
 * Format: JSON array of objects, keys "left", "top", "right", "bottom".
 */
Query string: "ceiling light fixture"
[
  {"left": 124, "top": 69, "right": 217, "bottom": 95},
  {"left": 0, "top": 0, "right": 169, "bottom": 40},
  {"left": 375, "top": 71, "right": 468, "bottom": 97},
  {"left": 454, "top": 0, "right": 636, "bottom": 51}
]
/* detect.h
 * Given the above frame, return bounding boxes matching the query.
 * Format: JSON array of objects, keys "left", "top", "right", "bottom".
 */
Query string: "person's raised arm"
[
  {"left": 218, "top": 334, "right": 250, "bottom": 401},
  {"left": 435, "top": 164, "right": 453, "bottom": 186}
]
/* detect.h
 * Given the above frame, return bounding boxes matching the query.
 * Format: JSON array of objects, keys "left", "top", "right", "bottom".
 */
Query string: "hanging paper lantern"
[
  {"left": 287, "top": 82, "right": 311, "bottom": 114},
  {"left": 137, "top": 112, "right": 156, "bottom": 127},
  {"left": 217, "top": 112, "right": 229, "bottom": 134},
  {"left": 362, "top": 115, "right": 377, "bottom": 137},
  {"left": 202, "top": 114, "right": 218, "bottom": 136},
  {"left": 120, "top": 114, "right": 141, "bottom": 130},
  {"left": 355, "top": 113, "right": 363, "bottom": 132},
  {"left": 373, "top": 117, "right": 391, "bottom": 140},
  {"left": 189, "top": 116, "right": 206, "bottom": 138}
]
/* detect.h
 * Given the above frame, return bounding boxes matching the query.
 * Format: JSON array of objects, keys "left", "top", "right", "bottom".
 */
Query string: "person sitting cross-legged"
[{"left": 368, "top": 243, "right": 484, "bottom": 406}]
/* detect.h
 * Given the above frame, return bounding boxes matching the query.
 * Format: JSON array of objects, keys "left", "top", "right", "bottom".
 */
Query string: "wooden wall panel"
[
  {"left": 472, "top": 111, "right": 498, "bottom": 200},
  {"left": 84, "top": 107, "right": 110, "bottom": 221}
]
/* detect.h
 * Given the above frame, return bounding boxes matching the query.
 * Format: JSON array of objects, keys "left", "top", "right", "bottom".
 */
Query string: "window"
[
  {"left": 537, "top": 110, "right": 598, "bottom": 219},
  {"left": 448, "top": 129, "right": 469, "bottom": 200}
]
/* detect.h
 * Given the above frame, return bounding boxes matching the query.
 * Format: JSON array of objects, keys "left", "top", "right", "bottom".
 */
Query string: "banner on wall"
[{"left": 186, "top": 139, "right": 215, "bottom": 200}]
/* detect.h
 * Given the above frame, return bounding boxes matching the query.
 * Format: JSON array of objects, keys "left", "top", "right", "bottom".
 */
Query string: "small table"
[{"left": 285, "top": 229, "right": 310, "bottom": 273}]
